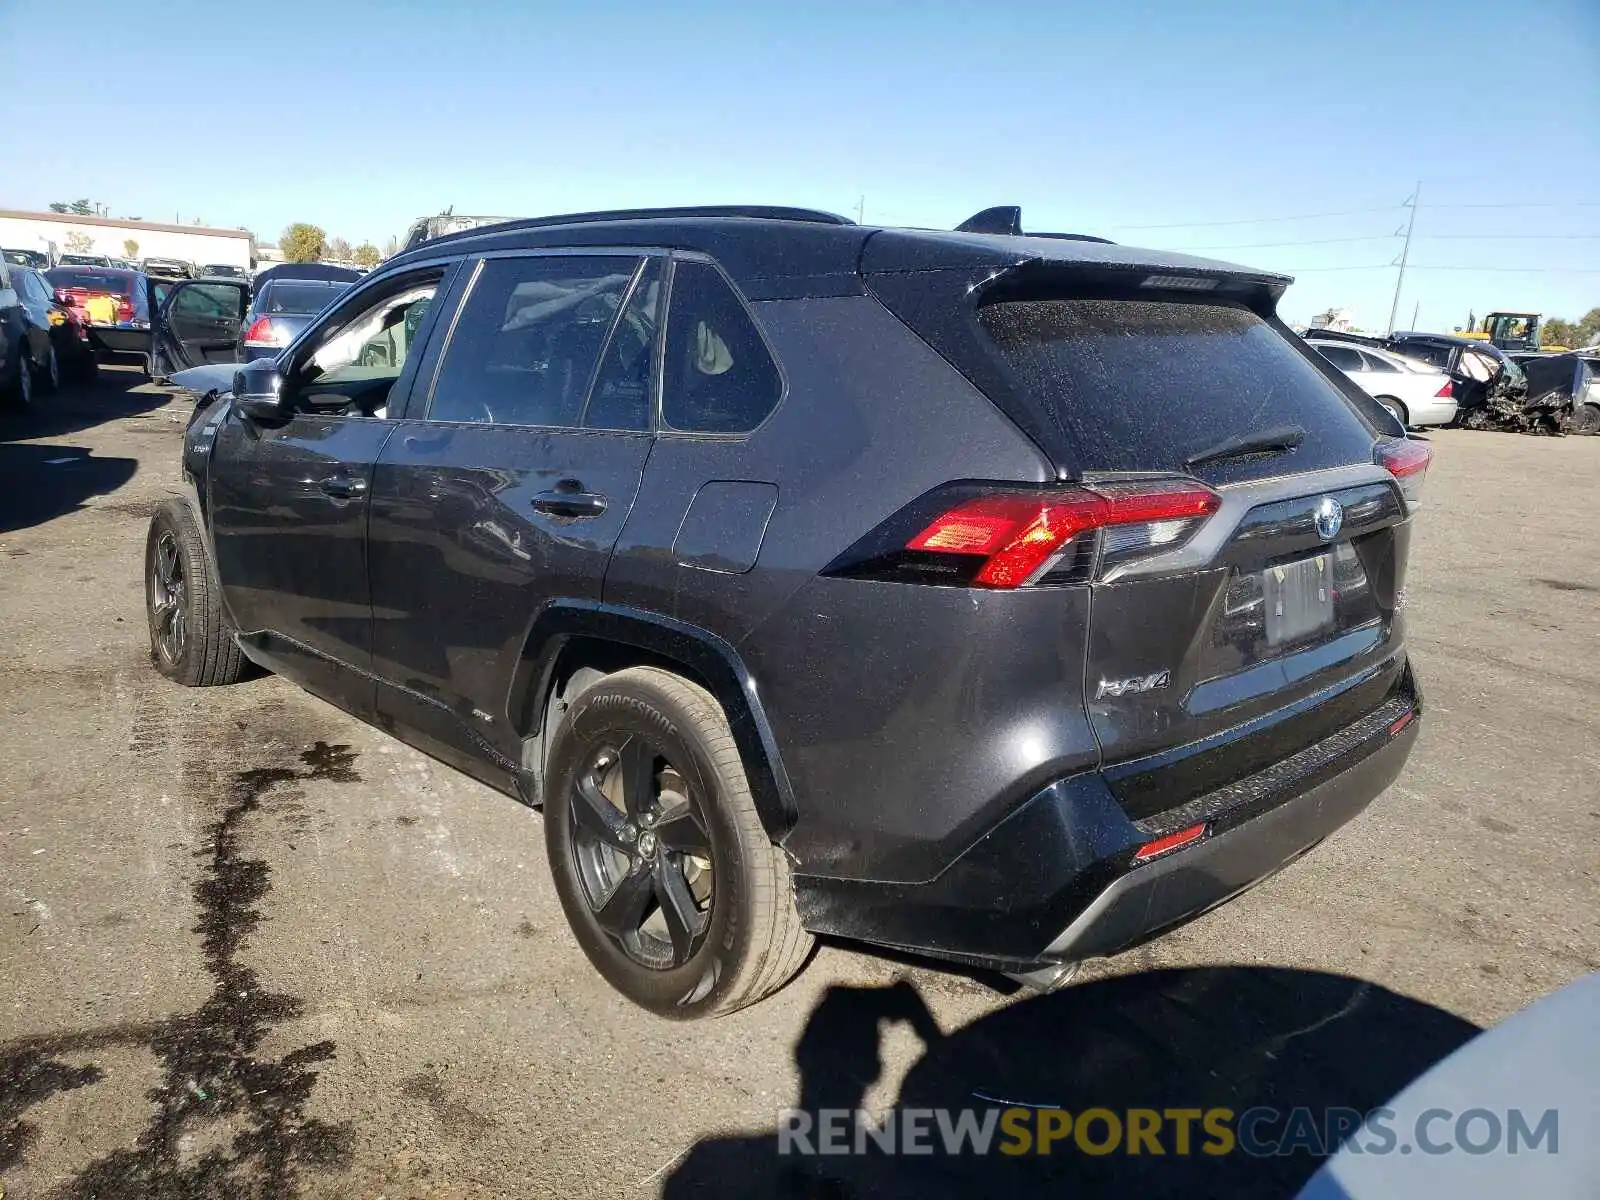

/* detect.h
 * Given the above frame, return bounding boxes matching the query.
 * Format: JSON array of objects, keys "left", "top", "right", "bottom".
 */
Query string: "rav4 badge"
[{"left": 1096, "top": 670, "right": 1172, "bottom": 700}]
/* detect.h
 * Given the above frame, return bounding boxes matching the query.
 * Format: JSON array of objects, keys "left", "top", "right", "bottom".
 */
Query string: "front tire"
[
  {"left": 145, "top": 500, "right": 246, "bottom": 686},
  {"left": 1570, "top": 404, "right": 1600, "bottom": 436},
  {"left": 544, "top": 667, "right": 812, "bottom": 1018}
]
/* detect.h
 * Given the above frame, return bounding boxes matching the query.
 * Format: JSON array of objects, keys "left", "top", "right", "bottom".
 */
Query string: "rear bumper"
[
  {"left": 1408, "top": 398, "right": 1458, "bottom": 427},
  {"left": 794, "top": 666, "right": 1420, "bottom": 972},
  {"left": 88, "top": 326, "right": 151, "bottom": 357}
]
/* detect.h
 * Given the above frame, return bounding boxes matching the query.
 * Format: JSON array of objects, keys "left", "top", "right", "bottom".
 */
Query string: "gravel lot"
[{"left": 2, "top": 369, "right": 1596, "bottom": 1197}]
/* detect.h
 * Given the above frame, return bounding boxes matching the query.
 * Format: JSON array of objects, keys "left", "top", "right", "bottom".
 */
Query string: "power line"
[
  {"left": 1171, "top": 234, "right": 1400, "bottom": 251},
  {"left": 1423, "top": 200, "right": 1600, "bottom": 210},
  {"left": 1407, "top": 264, "right": 1600, "bottom": 273},
  {"left": 1107, "top": 205, "right": 1399, "bottom": 231},
  {"left": 1417, "top": 232, "right": 1600, "bottom": 240}
]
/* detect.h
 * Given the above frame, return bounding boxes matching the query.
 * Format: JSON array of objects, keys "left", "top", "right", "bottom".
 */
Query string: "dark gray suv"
[{"left": 144, "top": 205, "right": 1429, "bottom": 1017}]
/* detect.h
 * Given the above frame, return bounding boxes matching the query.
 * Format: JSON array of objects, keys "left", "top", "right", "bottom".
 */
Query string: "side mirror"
[{"left": 234, "top": 360, "right": 288, "bottom": 422}]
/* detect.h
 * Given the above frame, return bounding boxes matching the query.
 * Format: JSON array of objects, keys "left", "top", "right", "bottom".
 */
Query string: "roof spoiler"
[{"left": 955, "top": 206, "right": 1114, "bottom": 245}]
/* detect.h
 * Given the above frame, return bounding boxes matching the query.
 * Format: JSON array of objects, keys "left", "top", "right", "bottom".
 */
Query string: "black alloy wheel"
[{"left": 569, "top": 735, "right": 714, "bottom": 970}]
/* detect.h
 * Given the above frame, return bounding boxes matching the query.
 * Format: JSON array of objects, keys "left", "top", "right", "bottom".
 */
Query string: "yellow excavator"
[{"left": 1460, "top": 311, "right": 1569, "bottom": 352}]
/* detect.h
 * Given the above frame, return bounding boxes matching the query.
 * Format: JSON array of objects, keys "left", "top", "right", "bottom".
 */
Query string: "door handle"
[
  {"left": 319, "top": 475, "right": 368, "bottom": 499},
  {"left": 531, "top": 488, "right": 607, "bottom": 518}
]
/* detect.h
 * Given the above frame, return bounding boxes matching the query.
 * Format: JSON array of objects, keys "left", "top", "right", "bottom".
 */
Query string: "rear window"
[
  {"left": 977, "top": 297, "right": 1375, "bottom": 473},
  {"left": 46, "top": 269, "right": 133, "bottom": 294},
  {"left": 263, "top": 282, "right": 347, "bottom": 315}
]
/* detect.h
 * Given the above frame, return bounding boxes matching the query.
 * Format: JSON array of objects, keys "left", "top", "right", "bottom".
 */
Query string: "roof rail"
[
  {"left": 413, "top": 205, "right": 854, "bottom": 249},
  {"left": 953, "top": 205, "right": 1114, "bottom": 245}
]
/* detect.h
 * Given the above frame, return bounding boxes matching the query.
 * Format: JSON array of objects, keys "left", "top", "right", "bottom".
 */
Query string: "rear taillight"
[
  {"left": 243, "top": 317, "right": 282, "bottom": 347},
  {"left": 836, "top": 478, "right": 1221, "bottom": 589},
  {"left": 1435, "top": 381, "right": 1454, "bottom": 398},
  {"left": 1376, "top": 438, "right": 1432, "bottom": 508}
]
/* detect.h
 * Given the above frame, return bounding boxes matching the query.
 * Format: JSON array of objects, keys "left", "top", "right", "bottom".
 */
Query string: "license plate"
[{"left": 1264, "top": 552, "right": 1334, "bottom": 646}]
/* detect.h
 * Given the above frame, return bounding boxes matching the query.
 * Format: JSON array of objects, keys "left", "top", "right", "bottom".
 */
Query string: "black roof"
[
  {"left": 1389, "top": 331, "right": 1513, "bottom": 360},
  {"left": 385, "top": 206, "right": 1291, "bottom": 303}
]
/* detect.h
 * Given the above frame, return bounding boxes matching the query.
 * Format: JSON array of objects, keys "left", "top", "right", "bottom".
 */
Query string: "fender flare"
[{"left": 509, "top": 600, "right": 799, "bottom": 843}]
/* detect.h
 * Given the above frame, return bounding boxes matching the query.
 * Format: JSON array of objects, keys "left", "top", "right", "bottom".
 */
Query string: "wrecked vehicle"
[
  {"left": 1383, "top": 333, "right": 1551, "bottom": 433},
  {"left": 1512, "top": 351, "right": 1600, "bottom": 435}
]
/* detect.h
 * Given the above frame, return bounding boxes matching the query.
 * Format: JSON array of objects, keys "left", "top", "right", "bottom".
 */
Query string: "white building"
[{"left": 0, "top": 209, "right": 253, "bottom": 269}]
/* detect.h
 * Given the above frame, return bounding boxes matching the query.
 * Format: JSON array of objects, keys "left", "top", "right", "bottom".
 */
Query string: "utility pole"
[
  {"left": 855, "top": 194, "right": 865, "bottom": 224},
  {"left": 1411, "top": 300, "right": 1420, "bottom": 332},
  {"left": 1387, "top": 182, "right": 1419, "bottom": 335}
]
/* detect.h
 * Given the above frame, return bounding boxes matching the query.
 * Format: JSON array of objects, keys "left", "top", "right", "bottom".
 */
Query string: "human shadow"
[{"left": 664, "top": 967, "right": 1480, "bottom": 1199}]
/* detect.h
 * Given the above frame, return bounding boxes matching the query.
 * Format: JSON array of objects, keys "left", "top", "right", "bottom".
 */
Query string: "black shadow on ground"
[
  {"left": 0, "top": 441, "right": 139, "bottom": 533},
  {"left": 664, "top": 967, "right": 1480, "bottom": 1199},
  {"left": 0, "top": 363, "right": 172, "bottom": 444},
  {"left": 0, "top": 366, "right": 172, "bottom": 533}
]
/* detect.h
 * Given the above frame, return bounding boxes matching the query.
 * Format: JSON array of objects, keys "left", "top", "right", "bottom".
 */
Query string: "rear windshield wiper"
[{"left": 1184, "top": 424, "right": 1305, "bottom": 469}]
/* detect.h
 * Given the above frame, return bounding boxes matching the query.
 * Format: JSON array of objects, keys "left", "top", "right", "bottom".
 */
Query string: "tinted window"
[
  {"left": 171, "top": 283, "right": 243, "bottom": 319},
  {"left": 583, "top": 258, "right": 662, "bottom": 431},
  {"left": 661, "top": 260, "right": 782, "bottom": 433},
  {"left": 978, "top": 298, "right": 1375, "bottom": 473},
  {"left": 22, "top": 271, "right": 51, "bottom": 304},
  {"left": 263, "top": 281, "right": 348, "bottom": 315},
  {"left": 1358, "top": 350, "right": 1399, "bottom": 373},
  {"left": 1314, "top": 344, "right": 1366, "bottom": 371},
  {"left": 429, "top": 255, "right": 638, "bottom": 427},
  {"left": 46, "top": 269, "right": 134, "bottom": 295},
  {"left": 1391, "top": 340, "right": 1452, "bottom": 369}
]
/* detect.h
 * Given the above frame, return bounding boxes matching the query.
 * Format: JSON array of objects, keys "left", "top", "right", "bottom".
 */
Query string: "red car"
[{"left": 44, "top": 266, "right": 160, "bottom": 374}]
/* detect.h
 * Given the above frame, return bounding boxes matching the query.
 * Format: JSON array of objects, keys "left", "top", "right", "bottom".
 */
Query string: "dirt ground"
[{"left": 2, "top": 368, "right": 1596, "bottom": 1198}]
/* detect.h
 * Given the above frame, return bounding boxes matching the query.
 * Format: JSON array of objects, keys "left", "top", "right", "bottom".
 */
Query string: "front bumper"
[{"left": 794, "top": 667, "right": 1420, "bottom": 972}]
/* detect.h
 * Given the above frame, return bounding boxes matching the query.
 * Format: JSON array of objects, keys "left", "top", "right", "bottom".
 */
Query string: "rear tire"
[
  {"left": 1, "top": 340, "right": 33, "bottom": 412},
  {"left": 145, "top": 500, "right": 246, "bottom": 686},
  {"left": 1375, "top": 396, "right": 1408, "bottom": 428},
  {"left": 1571, "top": 404, "right": 1600, "bottom": 436},
  {"left": 544, "top": 666, "right": 812, "bottom": 1018},
  {"left": 34, "top": 344, "right": 60, "bottom": 394}
]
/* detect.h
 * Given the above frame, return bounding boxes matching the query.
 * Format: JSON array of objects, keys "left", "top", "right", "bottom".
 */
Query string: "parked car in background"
[
  {"left": 1385, "top": 332, "right": 1532, "bottom": 428},
  {"left": 56, "top": 252, "right": 114, "bottom": 268},
  {"left": 249, "top": 262, "right": 361, "bottom": 288},
  {"left": 201, "top": 264, "right": 250, "bottom": 281},
  {"left": 10, "top": 265, "right": 97, "bottom": 385},
  {"left": 1, "top": 259, "right": 59, "bottom": 408},
  {"left": 3, "top": 248, "right": 50, "bottom": 269},
  {"left": 141, "top": 204, "right": 1428, "bottom": 1017},
  {"left": 1305, "top": 338, "right": 1457, "bottom": 427},
  {"left": 109, "top": 258, "right": 138, "bottom": 271},
  {"left": 45, "top": 266, "right": 155, "bottom": 373},
  {"left": 241, "top": 277, "right": 352, "bottom": 361},
  {"left": 142, "top": 257, "right": 194, "bottom": 280}
]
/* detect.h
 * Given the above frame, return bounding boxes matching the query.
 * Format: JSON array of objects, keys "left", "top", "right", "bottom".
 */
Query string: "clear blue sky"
[{"left": 3, "top": 0, "right": 1597, "bottom": 330}]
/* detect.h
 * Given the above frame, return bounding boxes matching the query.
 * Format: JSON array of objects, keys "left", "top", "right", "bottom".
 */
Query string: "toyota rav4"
[{"left": 144, "top": 204, "right": 1429, "bottom": 1017}]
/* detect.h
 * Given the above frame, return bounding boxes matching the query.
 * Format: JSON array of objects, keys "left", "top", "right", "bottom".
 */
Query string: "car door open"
[{"left": 154, "top": 279, "right": 249, "bottom": 374}]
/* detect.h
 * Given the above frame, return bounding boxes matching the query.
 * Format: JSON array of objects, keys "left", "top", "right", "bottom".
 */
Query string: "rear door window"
[
  {"left": 427, "top": 255, "right": 639, "bottom": 428},
  {"left": 978, "top": 297, "right": 1376, "bottom": 474},
  {"left": 1314, "top": 344, "right": 1366, "bottom": 371},
  {"left": 661, "top": 260, "right": 782, "bottom": 434},
  {"left": 1357, "top": 350, "right": 1400, "bottom": 373}
]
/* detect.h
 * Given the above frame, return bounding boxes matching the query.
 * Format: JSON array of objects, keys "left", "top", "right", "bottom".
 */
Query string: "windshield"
[{"left": 46, "top": 269, "right": 134, "bottom": 294}]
